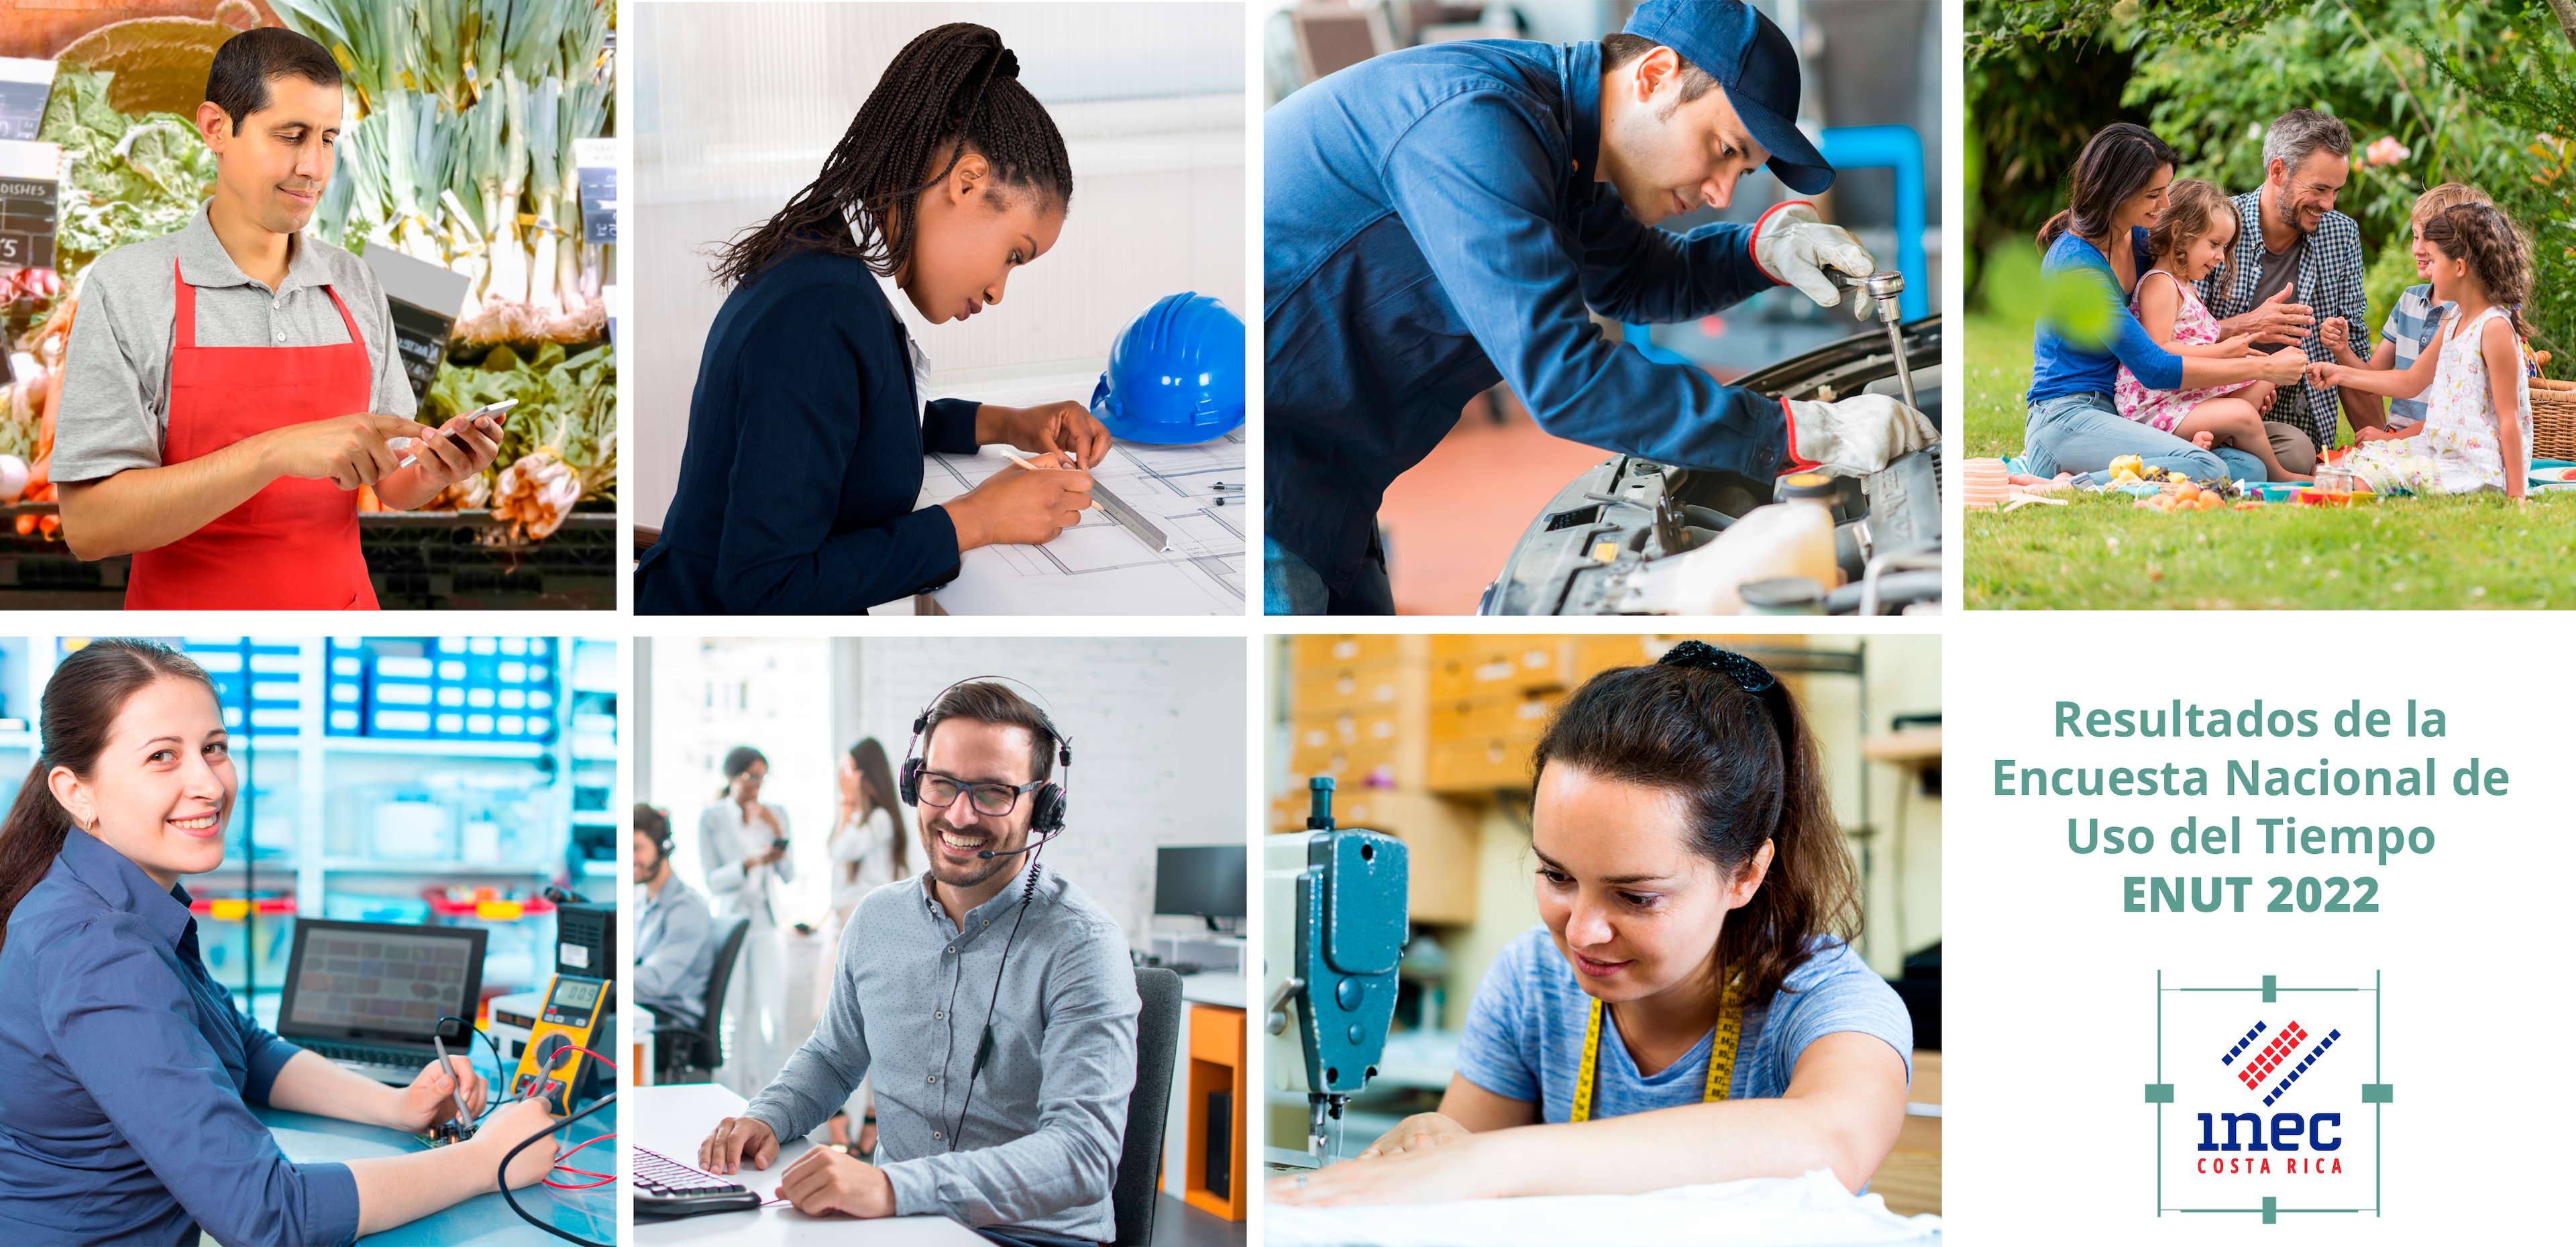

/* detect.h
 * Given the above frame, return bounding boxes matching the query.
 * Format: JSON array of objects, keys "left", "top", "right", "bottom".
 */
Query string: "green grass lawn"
[
  {"left": 1964, "top": 309, "right": 2035, "bottom": 459},
  {"left": 1962, "top": 309, "right": 2576, "bottom": 609}
]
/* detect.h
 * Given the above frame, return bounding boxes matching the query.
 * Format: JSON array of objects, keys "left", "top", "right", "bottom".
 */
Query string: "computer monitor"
[
  {"left": 1154, "top": 845, "right": 1247, "bottom": 932},
  {"left": 277, "top": 918, "right": 488, "bottom": 1044}
]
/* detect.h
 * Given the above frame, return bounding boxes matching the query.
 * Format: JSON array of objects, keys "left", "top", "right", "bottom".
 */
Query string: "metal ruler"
[{"left": 1089, "top": 480, "right": 1170, "bottom": 553}]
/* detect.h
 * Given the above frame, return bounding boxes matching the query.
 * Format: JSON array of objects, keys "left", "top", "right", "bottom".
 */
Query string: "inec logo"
[{"left": 2145, "top": 973, "right": 2391, "bottom": 1223}]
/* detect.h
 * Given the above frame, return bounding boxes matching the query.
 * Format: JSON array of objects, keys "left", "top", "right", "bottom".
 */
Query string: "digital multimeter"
[{"left": 511, "top": 972, "right": 612, "bottom": 1114}]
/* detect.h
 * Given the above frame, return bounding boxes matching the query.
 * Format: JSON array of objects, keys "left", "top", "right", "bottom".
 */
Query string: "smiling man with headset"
[{"left": 696, "top": 680, "right": 1140, "bottom": 1247}]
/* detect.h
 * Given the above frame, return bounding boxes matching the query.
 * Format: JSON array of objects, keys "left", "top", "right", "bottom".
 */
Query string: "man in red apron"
[{"left": 53, "top": 28, "right": 501, "bottom": 609}]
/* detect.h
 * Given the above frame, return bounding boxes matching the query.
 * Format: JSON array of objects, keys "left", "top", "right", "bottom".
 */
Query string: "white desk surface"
[
  {"left": 631, "top": 1083, "right": 987, "bottom": 1246},
  {"left": 1179, "top": 971, "right": 1246, "bottom": 1009}
]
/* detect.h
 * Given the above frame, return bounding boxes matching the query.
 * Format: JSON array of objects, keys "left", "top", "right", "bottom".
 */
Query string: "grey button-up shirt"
[
  {"left": 745, "top": 863, "right": 1140, "bottom": 1242},
  {"left": 635, "top": 873, "right": 716, "bottom": 1028},
  {"left": 53, "top": 202, "right": 414, "bottom": 483}
]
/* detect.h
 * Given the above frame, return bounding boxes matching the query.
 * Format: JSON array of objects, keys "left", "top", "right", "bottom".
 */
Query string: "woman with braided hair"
[
  {"left": 1273, "top": 641, "right": 1913, "bottom": 1207},
  {"left": 639, "top": 22, "right": 1110, "bottom": 614}
]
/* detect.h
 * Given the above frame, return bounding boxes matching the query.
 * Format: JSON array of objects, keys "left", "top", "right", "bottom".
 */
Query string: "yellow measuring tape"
[{"left": 1570, "top": 977, "right": 1743, "bottom": 1122}]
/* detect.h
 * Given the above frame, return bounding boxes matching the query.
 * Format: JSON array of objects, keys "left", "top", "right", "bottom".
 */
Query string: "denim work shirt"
[
  {"left": 1264, "top": 38, "right": 1790, "bottom": 596},
  {"left": 744, "top": 865, "right": 1140, "bottom": 1243},
  {"left": 0, "top": 829, "right": 360, "bottom": 1246}
]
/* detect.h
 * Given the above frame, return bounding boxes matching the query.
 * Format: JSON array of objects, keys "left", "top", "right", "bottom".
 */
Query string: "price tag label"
[
  {"left": 0, "top": 58, "right": 51, "bottom": 143},
  {"left": 573, "top": 137, "right": 616, "bottom": 246}
]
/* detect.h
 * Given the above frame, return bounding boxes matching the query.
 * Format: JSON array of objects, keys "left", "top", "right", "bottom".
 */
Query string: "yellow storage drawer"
[
  {"left": 1289, "top": 661, "right": 1409, "bottom": 717},
  {"left": 1289, "top": 635, "right": 1404, "bottom": 669},
  {"left": 1428, "top": 637, "right": 1573, "bottom": 701}
]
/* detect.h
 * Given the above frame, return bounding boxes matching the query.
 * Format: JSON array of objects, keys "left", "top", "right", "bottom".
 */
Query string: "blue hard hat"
[
  {"left": 1089, "top": 292, "right": 1245, "bottom": 444},
  {"left": 1623, "top": 0, "right": 1832, "bottom": 195}
]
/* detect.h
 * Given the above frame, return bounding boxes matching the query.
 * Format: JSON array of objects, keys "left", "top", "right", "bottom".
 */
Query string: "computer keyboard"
[
  {"left": 307, "top": 1040, "right": 431, "bottom": 1077},
  {"left": 634, "top": 1146, "right": 763, "bottom": 1219}
]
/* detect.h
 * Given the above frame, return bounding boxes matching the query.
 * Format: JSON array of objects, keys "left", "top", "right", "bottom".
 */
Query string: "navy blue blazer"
[{"left": 637, "top": 246, "right": 981, "bottom": 614}]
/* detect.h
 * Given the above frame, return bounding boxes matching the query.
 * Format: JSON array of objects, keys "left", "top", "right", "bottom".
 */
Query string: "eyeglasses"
[{"left": 916, "top": 771, "right": 1046, "bottom": 817}]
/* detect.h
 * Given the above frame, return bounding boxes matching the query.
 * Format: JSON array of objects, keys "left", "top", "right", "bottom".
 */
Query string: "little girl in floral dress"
[
  {"left": 2306, "top": 203, "right": 2530, "bottom": 499},
  {"left": 2114, "top": 180, "right": 2304, "bottom": 481}
]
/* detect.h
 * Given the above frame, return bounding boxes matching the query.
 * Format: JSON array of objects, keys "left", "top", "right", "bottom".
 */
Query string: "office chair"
[
  {"left": 1111, "top": 966, "right": 1183, "bottom": 1247},
  {"left": 648, "top": 916, "right": 752, "bottom": 1085}
]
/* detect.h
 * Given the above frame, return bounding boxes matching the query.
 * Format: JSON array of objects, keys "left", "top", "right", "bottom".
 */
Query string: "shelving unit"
[{"left": 0, "top": 636, "right": 619, "bottom": 1014}]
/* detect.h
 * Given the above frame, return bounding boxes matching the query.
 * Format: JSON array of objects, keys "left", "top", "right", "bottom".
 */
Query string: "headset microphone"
[{"left": 974, "top": 828, "right": 1061, "bottom": 860}]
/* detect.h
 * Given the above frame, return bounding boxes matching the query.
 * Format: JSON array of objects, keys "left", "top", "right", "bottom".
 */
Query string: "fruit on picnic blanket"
[{"left": 2109, "top": 454, "right": 2144, "bottom": 478}]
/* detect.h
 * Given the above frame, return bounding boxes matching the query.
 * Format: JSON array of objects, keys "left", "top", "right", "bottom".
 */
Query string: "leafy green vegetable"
[
  {"left": 426, "top": 341, "right": 614, "bottom": 500},
  {"left": 38, "top": 68, "right": 217, "bottom": 290}
]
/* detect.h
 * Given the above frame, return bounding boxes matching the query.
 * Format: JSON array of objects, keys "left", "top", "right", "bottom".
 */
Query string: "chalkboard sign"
[
  {"left": 360, "top": 245, "right": 470, "bottom": 406},
  {"left": 574, "top": 137, "right": 616, "bottom": 246},
  {"left": 0, "top": 166, "right": 56, "bottom": 272}
]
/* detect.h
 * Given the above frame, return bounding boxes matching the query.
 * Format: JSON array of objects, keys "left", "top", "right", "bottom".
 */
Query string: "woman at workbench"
[
  {"left": 1272, "top": 642, "right": 1914, "bottom": 1207},
  {"left": 0, "top": 641, "right": 563, "bottom": 1245},
  {"left": 635, "top": 21, "right": 1112, "bottom": 614}
]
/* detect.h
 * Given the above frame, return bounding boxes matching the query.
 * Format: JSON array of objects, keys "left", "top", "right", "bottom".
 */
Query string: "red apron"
[{"left": 126, "top": 259, "right": 380, "bottom": 609}]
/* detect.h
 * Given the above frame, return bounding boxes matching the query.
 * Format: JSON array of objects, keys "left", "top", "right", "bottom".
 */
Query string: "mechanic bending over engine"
[{"left": 1261, "top": 0, "right": 1936, "bottom": 615}]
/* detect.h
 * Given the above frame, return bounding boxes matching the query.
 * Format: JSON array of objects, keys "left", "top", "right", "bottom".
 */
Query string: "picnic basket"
[{"left": 2534, "top": 378, "right": 2576, "bottom": 461}]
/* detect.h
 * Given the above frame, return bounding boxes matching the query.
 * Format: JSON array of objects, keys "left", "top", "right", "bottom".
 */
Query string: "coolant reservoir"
[{"left": 1620, "top": 474, "right": 1841, "bottom": 614}]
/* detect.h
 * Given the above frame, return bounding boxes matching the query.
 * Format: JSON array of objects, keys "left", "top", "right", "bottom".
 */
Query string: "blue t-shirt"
[
  {"left": 2027, "top": 226, "right": 2187, "bottom": 405},
  {"left": 1455, "top": 925, "right": 1912, "bottom": 1123}
]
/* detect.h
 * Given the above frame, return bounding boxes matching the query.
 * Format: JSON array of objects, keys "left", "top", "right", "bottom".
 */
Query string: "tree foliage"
[{"left": 1968, "top": 0, "right": 2575, "bottom": 356}]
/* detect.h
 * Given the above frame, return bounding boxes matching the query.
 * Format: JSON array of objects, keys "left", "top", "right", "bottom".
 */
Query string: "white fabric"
[
  {"left": 699, "top": 798, "right": 795, "bottom": 1098},
  {"left": 716, "top": 924, "right": 788, "bottom": 1100},
  {"left": 1783, "top": 394, "right": 1939, "bottom": 478},
  {"left": 1269, "top": 1169, "right": 1939, "bottom": 1246},
  {"left": 825, "top": 806, "right": 902, "bottom": 915},
  {"left": 1754, "top": 203, "right": 1879, "bottom": 318}
]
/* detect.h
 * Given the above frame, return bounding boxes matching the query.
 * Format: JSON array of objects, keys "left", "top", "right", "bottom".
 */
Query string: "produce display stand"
[
  {"left": 0, "top": 503, "right": 613, "bottom": 610},
  {"left": 0, "top": 0, "right": 619, "bottom": 610}
]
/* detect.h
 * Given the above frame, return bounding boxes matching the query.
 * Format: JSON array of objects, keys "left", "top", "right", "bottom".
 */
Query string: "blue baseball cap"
[{"left": 1622, "top": 0, "right": 1833, "bottom": 195}]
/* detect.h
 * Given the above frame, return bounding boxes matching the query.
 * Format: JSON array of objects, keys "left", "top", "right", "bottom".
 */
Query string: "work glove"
[
  {"left": 1782, "top": 394, "right": 1937, "bottom": 478},
  {"left": 1752, "top": 201, "right": 1878, "bottom": 320}
]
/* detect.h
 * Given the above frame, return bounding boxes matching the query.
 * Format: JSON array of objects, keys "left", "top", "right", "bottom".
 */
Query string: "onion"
[{"left": 0, "top": 454, "right": 29, "bottom": 504}]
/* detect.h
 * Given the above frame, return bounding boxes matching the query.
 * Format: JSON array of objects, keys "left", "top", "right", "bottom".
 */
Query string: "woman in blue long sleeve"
[
  {"left": 0, "top": 641, "right": 561, "bottom": 1246},
  {"left": 636, "top": 23, "right": 1113, "bottom": 615},
  {"left": 2022, "top": 123, "right": 2308, "bottom": 482}
]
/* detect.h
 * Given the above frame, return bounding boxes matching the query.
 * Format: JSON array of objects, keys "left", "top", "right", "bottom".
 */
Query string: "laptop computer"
[{"left": 276, "top": 918, "right": 488, "bottom": 1086}]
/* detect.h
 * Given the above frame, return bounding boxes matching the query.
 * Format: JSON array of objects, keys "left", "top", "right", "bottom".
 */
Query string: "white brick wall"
[{"left": 854, "top": 637, "right": 1249, "bottom": 942}]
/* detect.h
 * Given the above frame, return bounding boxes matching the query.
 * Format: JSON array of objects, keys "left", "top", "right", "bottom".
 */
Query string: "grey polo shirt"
[
  {"left": 53, "top": 201, "right": 413, "bottom": 484},
  {"left": 745, "top": 864, "right": 1140, "bottom": 1242}
]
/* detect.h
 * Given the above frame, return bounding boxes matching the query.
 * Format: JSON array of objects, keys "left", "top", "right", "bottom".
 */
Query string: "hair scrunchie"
[
  {"left": 1658, "top": 639, "right": 1792, "bottom": 753},
  {"left": 994, "top": 47, "right": 1020, "bottom": 80}
]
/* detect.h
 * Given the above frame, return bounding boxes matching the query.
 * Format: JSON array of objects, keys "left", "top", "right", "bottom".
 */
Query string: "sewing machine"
[{"left": 1263, "top": 777, "right": 1409, "bottom": 1168}]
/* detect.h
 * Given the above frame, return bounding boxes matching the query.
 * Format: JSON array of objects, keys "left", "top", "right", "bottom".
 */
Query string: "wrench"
[{"left": 1827, "top": 268, "right": 1917, "bottom": 413}]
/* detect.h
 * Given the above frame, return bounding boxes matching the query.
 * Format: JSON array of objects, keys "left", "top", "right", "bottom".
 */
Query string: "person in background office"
[
  {"left": 700, "top": 745, "right": 796, "bottom": 1098},
  {"left": 0, "top": 640, "right": 558, "bottom": 1245},
  {"left": 817, "top": 737, "right": 905, "bottom": 1156},
  {"left": 635, "top": 803, "right": 716, "bottom": 1073},
  {"left": 1272, "top": 642, "right": 1911, "bottom": 1207},
  {"left": 695, "top": 682, "right": 1140, "bottom": 1247}
]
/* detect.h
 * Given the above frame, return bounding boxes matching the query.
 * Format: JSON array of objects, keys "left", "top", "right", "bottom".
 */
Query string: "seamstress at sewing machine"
[
  {"left": 0, "top": 640, "right": 559, "bottom": 1246},
  {"left": 1272, "top": 643, "right": 1912, "bottom": 1207},
  {"left": 692, "top": 680, "right": 1139, "bottom": 1247}
]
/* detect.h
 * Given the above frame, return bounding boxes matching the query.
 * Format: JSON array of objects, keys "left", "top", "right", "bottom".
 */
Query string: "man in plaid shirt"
[{"left": 2197, "top": 109, "right": 2371, "bottom": 476}]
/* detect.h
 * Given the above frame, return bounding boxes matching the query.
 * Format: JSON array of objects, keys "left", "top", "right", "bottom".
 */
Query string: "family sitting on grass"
[{"left": 2013, "top": 111, "right": 2537, "bottom": 500}]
